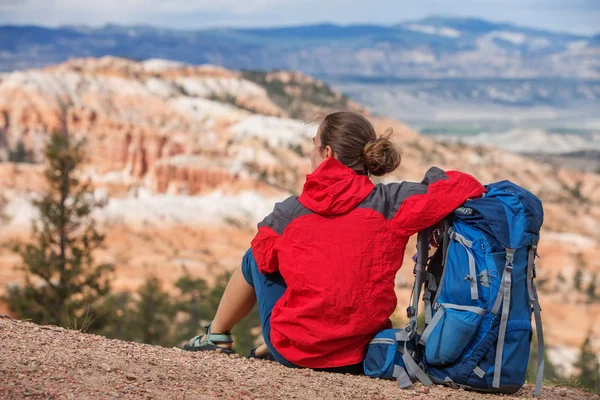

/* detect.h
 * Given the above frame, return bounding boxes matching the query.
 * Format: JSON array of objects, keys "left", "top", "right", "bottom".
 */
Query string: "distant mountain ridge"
[{"left": 1, "top": 16, "right": 599, "bottom": 79}]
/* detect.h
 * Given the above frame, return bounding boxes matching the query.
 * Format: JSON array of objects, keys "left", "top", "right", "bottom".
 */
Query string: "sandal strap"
[
  {"left": 186, "top": 322, "right": 234, "bottom": 349},
  {"left": 188, "top": 333, "right": 233, "bottom": 348},
  {"left": 205, "top": 322, "right": 233, "bottom": 344}
]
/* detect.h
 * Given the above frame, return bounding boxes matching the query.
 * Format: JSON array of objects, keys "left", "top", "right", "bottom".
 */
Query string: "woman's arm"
[
  {"left": 388, "top": 167, "right": 486, "bottom": 237},
  {"left": 251, "top": 196, "right": 312, "bottom": 274}
]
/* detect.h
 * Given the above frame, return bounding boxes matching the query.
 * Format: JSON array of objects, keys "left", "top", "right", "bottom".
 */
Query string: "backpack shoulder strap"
[
  {"left": 432, "top": 219, "right": 451, "bottom": 308},
  {"left": 402, "top": 229, "right": 433, "bottom": 387},
  {"left": 407, "top": 229, "right": 430, "bottom": 338}
]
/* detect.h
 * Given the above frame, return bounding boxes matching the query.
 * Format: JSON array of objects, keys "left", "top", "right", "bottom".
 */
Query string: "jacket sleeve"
[
  {"left": 250, "top": 196, "right": 307, "bottom": 275},
  {"left": 389, "top": 167, "right": 486, "bottom": 237},
  {"left": 251, "top": 224, "right": 281, "bottom": 275}
]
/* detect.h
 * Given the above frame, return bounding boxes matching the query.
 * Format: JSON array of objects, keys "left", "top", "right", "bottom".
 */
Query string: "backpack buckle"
[{"left": 505, "top": 248, "right": 516, "bottom": 269}]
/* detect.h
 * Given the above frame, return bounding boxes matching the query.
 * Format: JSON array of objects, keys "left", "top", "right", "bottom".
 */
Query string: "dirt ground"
[{"left": 0, "top": 319, "right": 597, "bottom": 400}]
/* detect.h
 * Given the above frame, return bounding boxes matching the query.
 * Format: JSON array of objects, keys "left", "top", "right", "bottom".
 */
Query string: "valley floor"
[{"left": 0, "top": 319, "right": 597, "bottom": 400}]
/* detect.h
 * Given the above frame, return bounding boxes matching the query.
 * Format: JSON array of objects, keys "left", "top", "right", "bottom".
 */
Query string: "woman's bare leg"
[
  {"left": 208, "top": 265, "right": 257, "bottom": 348},
  {"left": 203, "top": 261, "right": 270, "bottom": 356}
]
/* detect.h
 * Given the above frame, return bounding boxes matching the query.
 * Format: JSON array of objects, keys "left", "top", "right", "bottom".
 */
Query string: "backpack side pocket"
[
  {"left": 423, "top": 304, "right": 485, "bottom": 366},
  {"left": 364, "top": 329, "right": 399, "bottom": 379}
]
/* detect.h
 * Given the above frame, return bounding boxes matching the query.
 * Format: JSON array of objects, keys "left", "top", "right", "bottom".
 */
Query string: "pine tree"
[
  {"left": 574, "top": 270, "right": 583, "bottom": 292},
  {"left": 128, "top": 277, "right": 175, "bottom": 347},
  {"left": 574, "top": 332, "right": 600, "bottom": 392},
  {"left": 587, "top": 273, "right": 598, "bottom": 302},
  {"left": 173, "top": 272, "right": 211, "bottom": 344},
  {"left": 4, "top": 133, "right": 113, "bottom": 327},
  {"left": 91, "top": 291, "right": 134, "bottom": 341}
]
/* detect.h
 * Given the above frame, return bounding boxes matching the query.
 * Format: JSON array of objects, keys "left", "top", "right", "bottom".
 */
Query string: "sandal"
[
  {"left": 183, "top": 322, "right": 236, "bottom": 354},
  {"left": 248, "top": 346, "right": 276, "bottom": 361}
]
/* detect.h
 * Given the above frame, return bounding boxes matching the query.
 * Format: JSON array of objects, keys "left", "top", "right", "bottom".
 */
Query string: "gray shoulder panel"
[
  {"left": 257, "top": 196, "right": 313, "bottom": 235},
  {"left": 357, "top": 182, "right": 427, "bottom": 220},
  {"left": 422, "top": 167, "right": 448, "bottom": 185}
]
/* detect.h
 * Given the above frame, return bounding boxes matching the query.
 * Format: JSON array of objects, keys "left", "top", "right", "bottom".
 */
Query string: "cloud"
[
  {"left": 2, "top": 0, "right": 281, "bottom": 14},
  {"left": 550, "top": 0, "right": 599, "bottom": 11},
  {"left": 0, "top": 0, "right": 30, "bottom": 10},
  {"left": 0, "top": 0, "right": 291, "bottom": 27}
]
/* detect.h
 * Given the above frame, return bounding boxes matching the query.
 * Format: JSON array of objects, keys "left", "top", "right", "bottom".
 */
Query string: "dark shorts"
[
  {"left": 240, "top": 248, "right": 363, "bottom": 374},
  {"left": 240, "top": 248, "right": 295, "bottom": 367}
]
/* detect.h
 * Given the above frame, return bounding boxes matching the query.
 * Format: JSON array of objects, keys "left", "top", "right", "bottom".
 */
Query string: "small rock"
[
  {"left": 421, "top": 387, "right": 430, "bottom": 394},
  {"left": 99, "top": 363, "right": 111, "bottom": 372},
  {"left": 126, "top": 373, "right": 137, "bottom": 381}
]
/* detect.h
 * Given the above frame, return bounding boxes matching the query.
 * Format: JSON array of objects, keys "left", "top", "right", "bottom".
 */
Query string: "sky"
[{"left": 0, "top": 0, "right": 598, "bottom": 35}]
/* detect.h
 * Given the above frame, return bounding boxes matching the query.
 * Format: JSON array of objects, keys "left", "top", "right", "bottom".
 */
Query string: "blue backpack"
[{"left": 364, "top": 181, "right": 545, "bottom": 396}]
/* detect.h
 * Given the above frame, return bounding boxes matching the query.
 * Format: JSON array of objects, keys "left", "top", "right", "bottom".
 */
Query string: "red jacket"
[{"left": 251, "top": 158, "right": 485, "bottom": 368}]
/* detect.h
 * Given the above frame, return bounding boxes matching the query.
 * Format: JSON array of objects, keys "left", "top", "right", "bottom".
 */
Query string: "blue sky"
[{"left": 0, "top": 0, "right": 598, "bottom": 35}]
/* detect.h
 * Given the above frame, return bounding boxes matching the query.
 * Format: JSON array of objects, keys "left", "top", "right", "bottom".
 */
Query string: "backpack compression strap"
[
  {"left": 448, "top": 229, "right": 479, "bottom": 301},
  {"left": 491, "top": 248, "right": 515, "bottom": 391},
  {"left": 491, "top": 241, "right": 544, "bottom": 397},
  {"left": 527, "top": 237, "right": 544, "bottom": 397},
  {"left": 393, "top": 364, "right": 413, "bottom": 388}
]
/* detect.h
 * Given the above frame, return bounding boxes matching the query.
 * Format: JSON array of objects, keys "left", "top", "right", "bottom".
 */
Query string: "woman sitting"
[{"left": 184, "top": 111, "right": 485, "bottom": 373}]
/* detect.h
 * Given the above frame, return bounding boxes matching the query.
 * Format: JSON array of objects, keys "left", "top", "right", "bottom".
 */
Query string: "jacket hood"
[{"left": 298, "top": 158, "right": 374, "bottom": 215}]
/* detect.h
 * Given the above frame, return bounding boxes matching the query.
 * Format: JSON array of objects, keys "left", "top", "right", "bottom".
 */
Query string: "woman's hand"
[{"left": 428, "top": 221, "right": 444, "bottom": 248}]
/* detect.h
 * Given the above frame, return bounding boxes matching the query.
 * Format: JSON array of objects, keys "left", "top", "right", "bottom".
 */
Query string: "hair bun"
[{"left": 362, "top": 130, "right": 401, "bottom": 176}]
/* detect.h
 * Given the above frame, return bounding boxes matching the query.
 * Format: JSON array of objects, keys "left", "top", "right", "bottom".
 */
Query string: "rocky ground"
[{"left": 0, "top": 319, "right": 597, "bottom": 400}]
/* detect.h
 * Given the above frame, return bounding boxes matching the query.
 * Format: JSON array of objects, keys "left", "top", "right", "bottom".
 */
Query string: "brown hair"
[{"left": 318, "top": 111, "right": 401, "bottom": 176}]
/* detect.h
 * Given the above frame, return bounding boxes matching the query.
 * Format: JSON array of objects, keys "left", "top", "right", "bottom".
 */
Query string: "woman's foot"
[
  {"left": 252, "top": 344, "right": 269, "bottom": 357},
  {"left": 248, "top": 344, "right": 276, "bottom": 361},
  {"left": 183, "top": 322, "right": 235, "bottom": 354}
]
